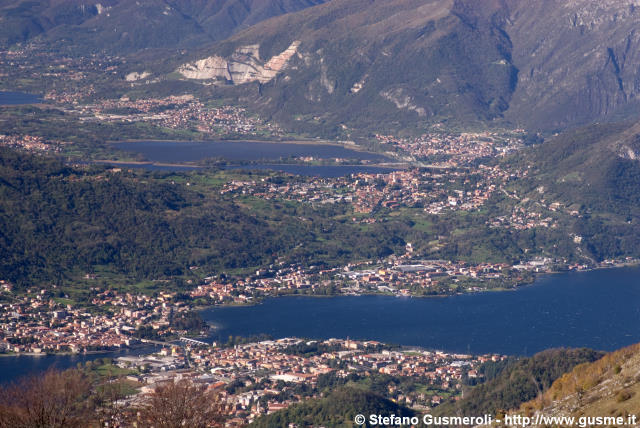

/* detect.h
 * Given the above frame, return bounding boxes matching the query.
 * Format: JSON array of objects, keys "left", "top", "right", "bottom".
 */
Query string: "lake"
[
  {"left": 0, "top": 345, "right": 160, "bottom": 384},
  {"left": 4, "top": 267, "right": 638, "bottom": 384},
  {"left": 200, "top": 266, "right": 640, "bottom": 356},
  {"left": 109, "top": 140, "right": 398, "bottom": 177},
  {"left": 0, "top": 91, "right": 42, "bottom": 105},
  {"left": 112, "top": 141, "right": 390, "bottom": 163}
]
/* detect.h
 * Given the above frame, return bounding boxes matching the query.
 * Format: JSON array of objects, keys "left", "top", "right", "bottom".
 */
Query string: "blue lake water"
[
  {"left": 0, "top": 345, "right": 160, "bottom": 384},
  {"left": 0, "top": 91, "right": 42, "bottom": 105},
  {"left": 4, "top": 267, "right": 639, "bottom": 384},
  {"left": 201, "top": 266, "right": 640, "bottom": 356},
  {"left": 112, "top": 141, "right": 390, "bottom": 163},
  {"left": 109, "top": 140, "right": 398, "bottom": 176}
]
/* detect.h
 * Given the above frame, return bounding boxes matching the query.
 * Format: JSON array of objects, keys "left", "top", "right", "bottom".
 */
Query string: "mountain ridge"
[
  {"left": 165, "top": 0, "right": 640, "bottom": 135},
  {"left": 185, "top": 0, "right": 517, "bottom": 136},
  {"left": 7, "top": 0, "right": 640, "bottom": 135},
  {"left": 0, "top": 0, "right": 327, "bottom": 52}
]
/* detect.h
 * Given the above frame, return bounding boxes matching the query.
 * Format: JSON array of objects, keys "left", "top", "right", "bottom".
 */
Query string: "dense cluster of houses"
[
  {"left": 222, "top": 165, "right": 511, "bottom": 215},
  {"left": 375, "top": 130, "right": 525, "bottom": 166},
  {"left": 116, "top": 337, "right": 506, "bottom": 426},
  {"left": 75, "top": 95, "right": 282, "bottom": 137},
  {"left": 0, "top": 134, "right": 64, "bottom": 153},
  {"left": 190, "top": 255, "right": 521, "bottom": 305},
  {"left": 0, "top": 287, "right": 189, "bottom": 354}
]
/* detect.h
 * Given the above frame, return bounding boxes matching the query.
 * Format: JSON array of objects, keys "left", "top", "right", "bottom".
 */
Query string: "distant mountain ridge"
[
  {"left": 503, "top": 0, "right": 640, "bottom": 130},
  {"left": 0, "top": 0, "right": 327, "bottom": 51},
  {"left": 6, "top": 0, "right": 640, "bottom": 134},
  {"left": 187, "top": 0, "right": 518, "bottom": 136}
]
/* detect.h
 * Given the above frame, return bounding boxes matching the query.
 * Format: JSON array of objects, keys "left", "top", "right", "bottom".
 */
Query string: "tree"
[
  {"left": 91, "top": 376, "right": 134, "bottom": 428},
  {"left": 137, "top": 378, "right": 224, "bottom": 428},
  {"left": 0, "top": 369, "right": 93, "bottom": 428}
]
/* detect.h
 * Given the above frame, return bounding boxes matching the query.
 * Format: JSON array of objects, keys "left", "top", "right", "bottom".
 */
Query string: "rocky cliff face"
[
  {"left": 619, "top": 136, "right": 640, "bottom": 161},
  {"left": 176, "top": 0, "right": 640, "bottom": 134},
  {"left": 11, "top": 0, "right": 640, "bottom": 133},
  {"left": 177, "top": 41, "right": 300, "bottom": 84},
  {"left": 504, "top": 0, "right": 640, "bottom": 129},
  {"left": 179, "top": 0, "right": 517, "bottom": 135}
]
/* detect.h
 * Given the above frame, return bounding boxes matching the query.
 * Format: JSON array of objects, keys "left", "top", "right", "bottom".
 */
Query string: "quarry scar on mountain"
[{"left": 177, "top": 41, "right": 301, "bottom": 85}]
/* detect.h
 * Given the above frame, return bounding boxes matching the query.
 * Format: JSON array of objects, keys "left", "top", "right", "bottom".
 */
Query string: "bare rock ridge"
[
  {"left": 503, "top": 0, "right": 640, "bottom": 129},
  {"left": 189, "top": 0, "right": 516, "bottom": 133},
  {"left": 177, "top": 41, "right": 301, "bottom": 84},
  {"left": 125, "top": 71, "right": 151, "bottom": 82},
  {"left": 380, "top": 89, "right": 428, "bottom": 118}
]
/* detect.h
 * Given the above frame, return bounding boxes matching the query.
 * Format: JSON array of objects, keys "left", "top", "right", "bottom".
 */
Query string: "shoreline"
[
  {"left": 0, "top": 343, "right": 160, "bottom": 358},
  {"left": 82, "top": 159, "right": 407, "bottom": 173},
  {"left": 108, "top": 138, "right": 353, "bottom": 148},
  {"left": 89, "top": 159, "right": 203, "bottom": 168},
  {"left": 106, "top": 138, "right": 392, "bottom": 157},
  {"left": 3, "top": 264, "right": 637, "bottom": 360},
  {"left": 89, "top": 159, "right": 406, "bottom": 168},
  {"left": 197, "top": 264, "right": 640, "bottom": 356},
  {"left": 198, "top": 261, "right": 640, "bottom": 311}
]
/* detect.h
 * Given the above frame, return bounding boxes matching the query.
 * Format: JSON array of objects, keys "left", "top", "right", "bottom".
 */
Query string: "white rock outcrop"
[
  {"left": 177, "top": 41, "right": 301, "bottom": 85},
  {"left": 125, "top": 71, "right": 151, "bottom": 81},
  {"left": 380, "top": 88, "right": 427, "bottom": 117}
]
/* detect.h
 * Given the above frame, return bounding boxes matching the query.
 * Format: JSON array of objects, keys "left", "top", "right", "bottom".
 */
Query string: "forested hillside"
[
  {"left": 434, "top": 348, "right": 605, "bottom": 416},
  {"left": 0, "top": 148, "right": 419, "bottom": 286},
  {"left": 505, "top": 121, "right": 640, "bottom": 261},
  {"left": 250, "top": 387, "right": 415, "bottom": 428},
  {"left": 522, "top": 343, "right": 640, "bottom": 419}
]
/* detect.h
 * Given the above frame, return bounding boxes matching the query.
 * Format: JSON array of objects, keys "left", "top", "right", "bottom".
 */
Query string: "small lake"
[
  {"left": 201, "top": 266, "right": 640, "bottom": 356},
  {"left": 0, "top": 91, "right": 42, "bottom": 105},
  {"left": 0, "top": 345, "right": 160, "bottom": 384},
  {"left": 106, "top": 141, "right": 397, "bottom": 177},
  {"left": 109, "top": 141, "right": 398, "bottom": 176},
  {"left": 112, "top": 141, "right": 390, "bottom": 163}
]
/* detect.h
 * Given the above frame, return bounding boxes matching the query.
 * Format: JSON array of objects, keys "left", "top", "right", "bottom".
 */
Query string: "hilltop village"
[{"left": 222, "top": 166, "right": 511, "bottom": 215}]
